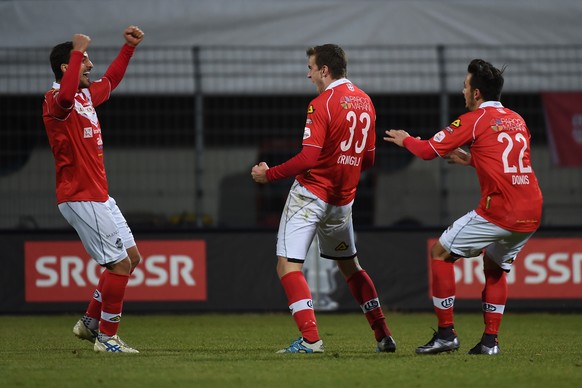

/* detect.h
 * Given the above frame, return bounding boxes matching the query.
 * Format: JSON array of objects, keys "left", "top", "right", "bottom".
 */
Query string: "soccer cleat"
[
  {"left": 468, "top": 342, "right": 500, "bottom": 355},
  {"left": 94, "top": 334, "right": 139, "bottom": 353},
  {"left": 415, "top": 331, "right": 460, "bottom": 354},
  {"left": 376, "top": 336, "right": 397, "bottom": 353},
  {"left": 276, "top": 337, "right": 324, "bottom": 353},
  {"left": 73, "top": 319, "right": 98, "bottom": 343}
]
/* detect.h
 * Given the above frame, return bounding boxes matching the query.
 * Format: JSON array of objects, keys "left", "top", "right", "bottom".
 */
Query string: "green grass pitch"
[{"left": 1, "top": 312, "right": 580, "bottom": 387}]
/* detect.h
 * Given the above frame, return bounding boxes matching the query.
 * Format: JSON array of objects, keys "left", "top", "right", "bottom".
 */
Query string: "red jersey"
[
  {"left": 429, "top": 101, "right": 543, "bottom": 232},
  {"left": 43, "top": 45, "right": 135, "bottom": 204},
  {"left": 296, "top": 79, "right": 376, "bottom": 206}
]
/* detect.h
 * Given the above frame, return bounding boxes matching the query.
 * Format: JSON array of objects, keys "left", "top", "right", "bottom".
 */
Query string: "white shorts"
[
  {"left": 58, "top": 196, "right": 135, "bottom": 266},
  {"left": 439, "top": 210, "right": 535, "bottom": 271},
  {"left": 276, "top": 180, "right": 357, "bottom": 262}
]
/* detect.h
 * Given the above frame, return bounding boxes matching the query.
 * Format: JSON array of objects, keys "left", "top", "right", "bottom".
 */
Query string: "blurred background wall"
[{"left": 1, "top": 0, "right": 581, "bottom": 230}]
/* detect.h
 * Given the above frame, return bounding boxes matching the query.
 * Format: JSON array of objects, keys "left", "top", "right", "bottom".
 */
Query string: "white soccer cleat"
[
  {"left": 73, "top": 319, "right": 98, "bottom": 343},
  {"left": 276, "top": 337, "right": 324, "bottom": 353},
  {"left": 94, "top": 334, "right": 139, "bottom": 353}
]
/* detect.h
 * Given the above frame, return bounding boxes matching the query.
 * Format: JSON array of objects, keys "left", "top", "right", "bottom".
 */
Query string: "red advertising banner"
[
  {"left": 25, "top": 240, "right": 207, "bottom": 302},
  {"left": 426, "top": 238, "right": 582, "bottom": 299},
  {"left": 541, "top": 92, "right": 582, "bottom": 166}
]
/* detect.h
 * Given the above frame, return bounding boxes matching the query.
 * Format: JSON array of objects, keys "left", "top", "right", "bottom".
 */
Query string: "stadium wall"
[{"left": 1, "top": 229, "right": 581, "bottom": 314}]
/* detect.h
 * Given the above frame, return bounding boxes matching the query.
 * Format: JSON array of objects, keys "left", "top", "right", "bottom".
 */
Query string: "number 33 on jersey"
[{"left": 298, "top": 79, "right": 376, "bottom": 207}]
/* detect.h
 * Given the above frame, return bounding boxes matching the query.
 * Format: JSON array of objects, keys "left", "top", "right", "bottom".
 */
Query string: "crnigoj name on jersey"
[{"left": 337, "top": 155, "right": 361, "bottom": 166}]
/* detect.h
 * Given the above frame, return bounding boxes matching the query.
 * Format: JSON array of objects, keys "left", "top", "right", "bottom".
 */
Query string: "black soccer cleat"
[
  {"left": 415, "top": 331, "right": 460, "bottom": 355},
  {"left": 467, "top": 342, "right": 500, "bottom": 355},
  {"left": 376, "top": 336, "right": 396, "bottom": 353}
]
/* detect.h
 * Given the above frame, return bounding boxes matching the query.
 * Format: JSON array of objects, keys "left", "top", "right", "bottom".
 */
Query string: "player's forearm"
[
  {"left": 403, "top": 136, "right": 438, "bottom": 160},
  {"left": 56, "top": 51, "right": 84, "bottom": 108},
  {"left": 103, "top": 44, "right": 135, "bottom": 90},
  {"left": 266, "top": 146, "right": 320, "bottom": 181}
]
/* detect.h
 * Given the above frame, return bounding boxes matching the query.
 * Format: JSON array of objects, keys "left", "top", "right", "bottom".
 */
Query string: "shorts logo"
[
  {"left": 483, "top": 303, "right": 497, "bottom": 312},
  {"left": 84, "top": 127, "right": 93, "bottom": 138},
  {"left": 433, "top": 131, "right": 446, "bottom": 143},
  {"left": 335, "top": 242, "right": 349, "bottom": 251},
  {"left": 307, "top": 105, "right": 315, "bottom": 114},
  {"left": 115, "top": 238, "right": 123, "bottom": 249},
  {"left": 441, "top": 297, "right": 454, "bottom": 308},
  {"left": 503, "top": 257, "right": 515, "bottom": 264}
]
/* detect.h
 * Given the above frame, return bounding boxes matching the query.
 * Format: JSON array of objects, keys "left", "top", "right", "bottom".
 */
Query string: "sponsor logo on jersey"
[
  {"left": 84, "top": 127, "right": 93, "bottom": 138},
  {"left": 340, "top": 96, "right": 352, "bottom": 109},
  {"left": 450, "top": 119, "right": 461, "bottom": 128},
  {"left": 347, "top": 83, "right": 355, "bottom": 91},
  {"left": 307, "top": 105, "right": 315, "bottom": 114},
  {"left": 303, "top": 127, "right": 311, "bottom": 139},
  {"left": 335, "top": 242, "right": 349, "bottom": 251},
  {"left": 306, "top": 118, "right": 313, "bottom": 125},
  {"left": 433, "top": 130, "right": 446, "bottom": 143},
  {"left": 491, "top": 118, "right": 505, "bottom": 132},
  {"left": 445, "top": 126, "right": 454, "bottom": 134}
]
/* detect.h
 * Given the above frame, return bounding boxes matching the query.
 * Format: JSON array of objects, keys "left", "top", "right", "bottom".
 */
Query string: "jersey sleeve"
[
  {"left": 302, "top": 97, "right": 328, "bottom": 149},
  {"left": 428, "top": 111, "right": 479, "bottom": 157}
]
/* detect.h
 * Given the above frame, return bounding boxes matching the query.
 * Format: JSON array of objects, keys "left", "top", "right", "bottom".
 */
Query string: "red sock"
[
  {"left": 99, "top": 270, "right": 129, "bottom": 336},
  {"left": 280, "top": 271, "right": 319, "bottom": 343},
  {"left": 482, "top": 268, "right": 507, "bottom": 335},
  {"left": 431, "top": 260, "right": 455, "bottom": 328},
  {"left": 85, "top": 270, "right": 105, "bottom": 321},
  {"left": 347, "top": 270, "right": 390, "bottom": 341}
]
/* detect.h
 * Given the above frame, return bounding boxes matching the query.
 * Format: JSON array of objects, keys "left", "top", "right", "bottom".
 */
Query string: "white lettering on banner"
[
  {"left": 36, "top": 256, "right": 58, "bottom": 287},
  {"left": 453, "top": 255, "right": 517, "bottom": 285},
  {"left": 35, "top": 255, "right": 197, "bottom": 288},
  {"left": 524, "top": 252, "right": 582, "bottom": 285}
]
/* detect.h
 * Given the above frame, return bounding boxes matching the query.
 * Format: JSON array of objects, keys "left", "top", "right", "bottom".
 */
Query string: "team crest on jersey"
[
  {"left": 490, "top": 118, "right": 505, "bottom": 132},
  {"left": 335, "top": 242, "right": 349, "bottom": 251},
  {"left": 84, "top": 127, "right": 93, "bottom": 138},
  {"left": 307, "top": 105, "right": 315, "bottom": 114},
  {"left": 433, "top": 131, "right": 446, "bottom": 143},
  {"left": 303, "top": 127, "right": 311, "bottom": 140},
  {"left": 340, "top": 96, "right": 352, "bottom": 109}
]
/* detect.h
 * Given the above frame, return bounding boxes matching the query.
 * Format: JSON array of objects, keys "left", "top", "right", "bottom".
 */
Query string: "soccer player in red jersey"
[
  {"left": 384, "top": 59, "right": 543, "bottom": 355},
  {"left": 42, "top": 26, "right": 145, "bottom": 353},
  {"left": 251, "top": 44, "right": 396, "bottom": 353}
]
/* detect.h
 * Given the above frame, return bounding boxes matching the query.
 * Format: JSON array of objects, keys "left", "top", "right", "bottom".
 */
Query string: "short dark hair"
[
  {"left": 306, "top": 44, "right": 347, "bottom": 79},
  {"left": 467, "top": 59, "right": 506, "bottom": 101},
  {"left": 49, "top": 41, "right": 73, "bottom": 81}
]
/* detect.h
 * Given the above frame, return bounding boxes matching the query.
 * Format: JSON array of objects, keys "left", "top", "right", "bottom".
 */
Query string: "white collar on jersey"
[
  {"left": 479, "top": 101, "right": 503, "bottom": 108},
  {"left": 325, "top": 78, "right": 351, "bottom": 91}
]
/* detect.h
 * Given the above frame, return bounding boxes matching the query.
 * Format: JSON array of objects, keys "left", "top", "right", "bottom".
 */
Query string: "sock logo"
[
  {"left": 361, "top": 298, "right": 380, "bottom": 313},
  {"left": 483, "top": 303, "right": 497, "bottom": 312},
  {"left": 441, "top": 297, "right": 454, "bottom": 308}
]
